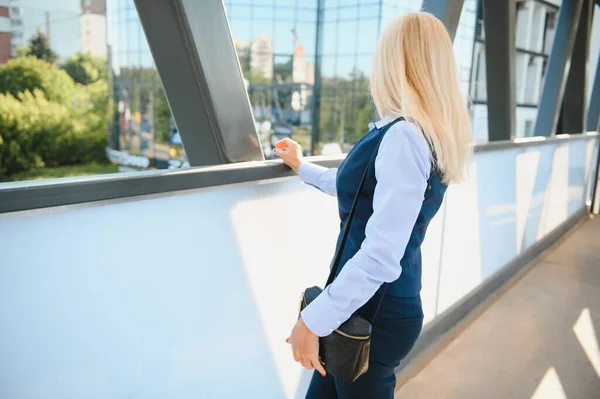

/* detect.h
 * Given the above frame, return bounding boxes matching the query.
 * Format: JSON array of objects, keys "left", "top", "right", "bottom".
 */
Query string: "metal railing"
[{"left": 0, "top": 132, "right": 598, "bottom": 214}]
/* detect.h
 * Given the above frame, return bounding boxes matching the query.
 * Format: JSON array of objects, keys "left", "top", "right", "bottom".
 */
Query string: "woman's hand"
[
  {"left": 273, "top": 138, "right": 303, "bottom": 173},
  {"left": 286, "top": 318, "right": 326, "bottom": 377}
]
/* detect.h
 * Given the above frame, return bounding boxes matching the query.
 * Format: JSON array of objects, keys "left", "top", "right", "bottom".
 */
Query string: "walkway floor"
[{"left": 396, "top": 217, "right": 600, "bottom": 399}]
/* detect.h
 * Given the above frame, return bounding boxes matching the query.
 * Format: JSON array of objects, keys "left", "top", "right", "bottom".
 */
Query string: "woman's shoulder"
[{"left": 380, "top": 119, "right": 430, "bottom": 160}]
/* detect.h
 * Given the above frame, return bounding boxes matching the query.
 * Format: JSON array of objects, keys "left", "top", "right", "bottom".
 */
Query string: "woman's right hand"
[{"left": 273, "top": 138, "right": 303, "bottom": 173}]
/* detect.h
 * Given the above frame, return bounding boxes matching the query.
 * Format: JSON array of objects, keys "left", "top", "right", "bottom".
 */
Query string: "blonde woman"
[{"left": 275, "top": 12, "right": 472, "bottom": 398}]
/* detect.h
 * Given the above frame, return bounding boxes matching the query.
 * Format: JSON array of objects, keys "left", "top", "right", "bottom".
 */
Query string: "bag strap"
[{"left": 325, "top": 123, "right": 392, "bottom": 288}]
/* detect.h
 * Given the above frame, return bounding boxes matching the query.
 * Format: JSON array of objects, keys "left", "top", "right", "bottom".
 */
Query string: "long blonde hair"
[{"left": 370, "top": 12, "right": 472, "bottom": 183}]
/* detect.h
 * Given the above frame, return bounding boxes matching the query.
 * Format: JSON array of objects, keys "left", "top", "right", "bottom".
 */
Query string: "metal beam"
[
  {"left": 482, "top": 0, "right": 517, "bottom": 141},
  {"left": 421, "top": 0, "right": 465, "bottom": 40},
  {"left": 2, "top": 134, "right": 597, "bottom": 214},
  {"left": 562, "top": 0, "right": 593, "bottom": 133},
  {"left": 588, "top": 53, "right": 600, "bottom": 131},
  {"left": 133, "top": 0, "right": 263, "bottom": 166},
  {"left": 533, "top": 0, "right": 584, "bottom": 137},
  {"left": 310, "top": 0, "right": 324, "bottom": 155}
]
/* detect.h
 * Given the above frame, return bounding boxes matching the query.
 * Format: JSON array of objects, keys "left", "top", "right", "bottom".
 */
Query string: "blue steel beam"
[
  {"left": 561, "top": 0, "right": 593, "bottom": 133},
  {"left": 533, "top": 0, "right": 585, "bottom": 137},
  {"left": 483, "top": 0, "right": 517, "bottom": 141},
  {"left": 588, "top": 53, "right": 600, "bottom": 132},
  {"left": 421, "top": 0, "right": 465, "bottom": 40},
  {"left": 133, "top": 0, "right": 263, "bottom": 166}
]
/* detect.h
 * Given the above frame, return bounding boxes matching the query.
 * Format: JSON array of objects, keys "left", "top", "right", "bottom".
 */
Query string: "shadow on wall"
[
  {"left": 228, "top": 181, "right": 340, "bottom": 398},
  {"left": 0, "top": 138, "right": 597, "bottom": 398},
  {"left": 433, "top": 139, "right": 594, "bottom": 318},
  {"left": 474, "top": 140, "right": 593, "bottom": 285},
  {"left": 491, "top": 224, "right": 600, "bottom": 398},
  {"left": 0, "top": 187, "right": 291, "bottom": 398},
  {"left": 518, "top": 144, "right": 555, "bottom": 254},
  {"left": 475, "top": 148, "right": 519, "bottom": 280},
  {"left": 395, "top": 219, "right": 600, "bottom": 398}
]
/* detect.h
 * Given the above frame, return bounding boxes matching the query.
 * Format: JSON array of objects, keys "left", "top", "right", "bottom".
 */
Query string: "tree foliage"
[
  {"left": 0, "top": 90, "right": 106, "bottom": 175},
  {"left": 0, "top": 32, "right": 111, "bottom": 177},
  {"left": 62, "top": 53, "right": 108, "bottom": 85},
  {"left": 25, "top": 31, "right": 58, "bottom": 63},
  {"left": 318, "top": 69, "right": 373, "bottom": 147},
  {"left": 0, "top": 57, "right": 108, "bottom": 176},
  {"left": 110, "top": 66, "right": 173, "bottom": 144},
  {"left": 0, "top": 56, "right": 75, "bottom": 105}
]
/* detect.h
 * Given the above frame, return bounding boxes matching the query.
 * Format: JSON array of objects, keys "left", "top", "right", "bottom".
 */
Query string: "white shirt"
[{"left": 297, "top": 119, "right": 431, "bottom": 337}]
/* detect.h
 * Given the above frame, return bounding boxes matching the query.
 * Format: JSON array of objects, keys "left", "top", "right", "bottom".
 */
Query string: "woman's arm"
[
  {"left": 298, "top": 163, "right": 338, "bottom": 196},
  {"left": 300, "top": 121, "right": 431, "bottom": 337},
  {"left": 274, "top": 138, "right": 338, "bottom": 196}
]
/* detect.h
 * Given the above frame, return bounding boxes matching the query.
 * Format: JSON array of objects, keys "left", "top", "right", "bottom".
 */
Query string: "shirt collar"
[{"left": 368, "top": 115, "right": 396, "bottom": 130}]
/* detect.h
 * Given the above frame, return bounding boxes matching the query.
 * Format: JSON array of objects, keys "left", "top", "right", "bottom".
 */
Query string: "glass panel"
[
  {"left": 322, "top": 20, "right": 339, "bottom": 56},
  {"left": 320, "top": 55, "right": 336, "bottom": 79},
  {"left": 107, "top": 1, "right": 187, "bottom": 172},
  {"left": 336, "top": 21, "right": 359, "bottom": 55},
  {"left": 275, "top": 5, "right": 296, "bottom": 22},
  {"left": 226, "top": 1, "right": 318, "bottom": 157},
  {"left": 295, "top": 22, "right": 317, "bottom": 56},
  {"left": 337, "top": 4, "right": 359, "bottom": 21},
  {"left": 297, "top": 8, "right": 317, "bottom": 24},
  {"left": 252, "top": 4, "right": 274, "bottom": 22},
  {"left": 360, "top": 3, "right": 381, "bottom": 20},
  {"left": 356, "top": 18, "right": 379, "bottom": 53},
  {"left": 0, "top": 0, "right": 188, "bottom": 184},
  {"left": 228, "top": 4, "right": 252, "bottom": 21},
  {"left": 587, "top": 4, "right": 600, "bottom": 106}
]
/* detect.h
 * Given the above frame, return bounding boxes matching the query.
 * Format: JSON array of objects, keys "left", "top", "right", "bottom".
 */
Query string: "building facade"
[
  {"left": 106, "top": 0, "right": 182, "bottom": 170},
  {"left": 105, "top": 0, "right": 599, "bottom": 168},
  {"left": 80, "top": 0, "right": 106, "bottom": 57},
  {"left": 0, "top": 2, "right": 10, "bottom": 64},
  {"left": 470, "top": 0, "right": 561, "bottom": 142},
  {"left": 8, "top": 1, "right": 80, "bottom": 60}
]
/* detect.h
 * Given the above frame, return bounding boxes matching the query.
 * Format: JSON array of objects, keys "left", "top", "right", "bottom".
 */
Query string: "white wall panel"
[{"left": 0, "top": 137, "right": 597, "bottom": 398}]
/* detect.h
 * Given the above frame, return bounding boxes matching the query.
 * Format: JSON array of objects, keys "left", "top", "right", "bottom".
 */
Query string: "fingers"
[
  {"left": 299, "top": 357, "right": 314, "bottom": 370},
  {"left": 274, "top": 138, "right": 293, "bottom": 148},
  {"left": 272, "top": 147, "right": 289, "bottom": 157},
  {"left": 290, "top": 351, "right": 325, "bottom": 376},
  {"left": 312, "top": 357, "right": 326, "bottom": 377}
]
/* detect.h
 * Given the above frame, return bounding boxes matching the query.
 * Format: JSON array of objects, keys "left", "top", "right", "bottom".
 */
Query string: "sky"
[
  {"left": 7, "top": 0, "right": 425, "bottom": 76},
  {"left": 5, "top": 0, "right": 471, "bottom": 80},
  {"left": 225, "top": 0, "right": 422, "bottom": 78},
  {"left": 8, "top": 0, "right": 80, "bottom": 13},
  {"left": 8, "top": 0, "right": 81, "bottom": 58}
]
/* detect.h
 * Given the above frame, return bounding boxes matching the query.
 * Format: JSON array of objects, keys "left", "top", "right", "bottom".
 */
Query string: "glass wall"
[
  {"left": 106, "top": 0, "right": 187, "bottom": 171},
  {"left": 224, "top": 0, "right": 318, "bottom": 158},
  {"left": 0, "top": 0, "right": 118, "bottom": 182},
  {"left": 318, "top": 0, "right": 421, "bottom": 154},
  {"left": 0, "top": 0, "right": 519, "bottom": 183},
  {"left": 469, "top": 0, "right": 559, "bottom": 141}
]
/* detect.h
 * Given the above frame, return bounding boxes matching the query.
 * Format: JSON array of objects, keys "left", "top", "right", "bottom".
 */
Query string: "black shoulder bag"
[{"left": 298, "top": 136, "right": 386, "bottom": 384}]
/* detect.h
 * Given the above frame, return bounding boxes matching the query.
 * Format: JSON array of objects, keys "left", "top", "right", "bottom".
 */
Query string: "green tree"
[
  {"left": 0, "top": 89, "right": 107, "bottom": 175},
  {"left": 236, "top": 46, "right": 251, "bottom": 78},
  {"left": 62, "top": 53, "right": 107, "bottom": 85},
  {"left": 25, "top": 30, "right": 58, "bottom": 63},
  {"left": 15, "top": 45, "right": 29, "bottom": 58},
  {"left": 0, "top": 56, "right": 75, "bottom": 105},
  {"left": 0, "top": 90, "right": 71, "bottom": 174},
  {"left": 154, "top": 88, "right": 172, "bottom": 143},
  {"left": 317, "top": 69, "right": 372, "bottom": 148}
]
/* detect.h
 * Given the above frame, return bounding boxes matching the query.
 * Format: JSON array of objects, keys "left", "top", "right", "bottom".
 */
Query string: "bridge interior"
[
  {"left": 396, "top": 216, "right": 600, "bottom": 398},
  {"left": 1, "top": 0, "right": 600, "bottom": 398}
]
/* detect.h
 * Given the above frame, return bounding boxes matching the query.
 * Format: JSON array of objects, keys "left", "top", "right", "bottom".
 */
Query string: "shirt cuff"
[
  {"left": 298, "top": 162, "right": 328, "bottom": 187},
  {"left": 300, "top": 287, "right": 342, "bottom": 337}
]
